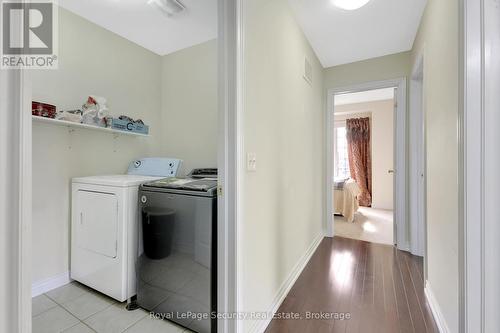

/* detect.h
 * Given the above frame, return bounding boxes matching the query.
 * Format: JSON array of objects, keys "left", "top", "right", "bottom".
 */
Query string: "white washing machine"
[{"left": 70, "top": 158, "right": 181, "bottom": 303}]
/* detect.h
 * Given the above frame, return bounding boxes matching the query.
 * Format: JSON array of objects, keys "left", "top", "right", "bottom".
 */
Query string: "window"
[{"left": 334, "top": 123, "right": 350, "bottom": 179}]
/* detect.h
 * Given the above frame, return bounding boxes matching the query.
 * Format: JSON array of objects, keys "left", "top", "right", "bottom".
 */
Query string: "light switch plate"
[{"left": 247, "top": 153, "right": 257, "bottom": 172}]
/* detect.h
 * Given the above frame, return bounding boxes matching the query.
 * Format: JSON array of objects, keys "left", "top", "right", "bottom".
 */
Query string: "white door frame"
[
  {"left": 326, "top": 78, "right": 408, "bottom": 251},
  {"left": 460, "top": 0, "right": 500, "bottom": 332},
  {"left": 409, "top": 52, "right": 426, "bottom": 258},
  {"left": 481, "top": 1, "right": 500, "bottom": 331},
  {"left": 217, "top": 0, "right": 241, "bottom": 332},
  {"left": 0, "top": 69, "right": 32, "bottom": 333}
]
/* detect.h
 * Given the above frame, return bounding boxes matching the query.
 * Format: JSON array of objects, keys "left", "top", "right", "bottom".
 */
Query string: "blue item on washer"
[{"left": 127, "top": 158, "right": 182, "bottom": 177}]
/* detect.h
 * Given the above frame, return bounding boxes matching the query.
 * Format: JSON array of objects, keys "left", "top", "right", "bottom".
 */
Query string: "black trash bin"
[{"left": 141, "top": 207, "right": 176, "bottom": 260}]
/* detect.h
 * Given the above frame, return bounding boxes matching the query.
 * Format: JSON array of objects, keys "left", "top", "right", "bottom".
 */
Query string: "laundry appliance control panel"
[{"left": 127, "top": 158, "right": 182, "bottom": 177}]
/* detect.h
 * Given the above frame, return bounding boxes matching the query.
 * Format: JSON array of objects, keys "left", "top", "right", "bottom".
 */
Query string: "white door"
[
  {"left": 393, "top": 88, "right": 398, "bottom": 246},
  {"left": 76, "top": 190, "right": 118, "bottom": 258},
  {"left": 410, "top": 64, "right": 425, "bottom": 257},
  {"left": 416, "top": 81, "right": 426, "bottom": 258}
]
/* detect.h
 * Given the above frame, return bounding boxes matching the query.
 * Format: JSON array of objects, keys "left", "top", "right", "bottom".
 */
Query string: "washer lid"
[{"left": 72, "top": 175, "right": 163, "bottom": 187}]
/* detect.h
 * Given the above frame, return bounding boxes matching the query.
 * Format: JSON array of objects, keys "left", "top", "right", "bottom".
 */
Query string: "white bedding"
[{"left": 334, "top": 179, "right": 361, "bottom": 223}]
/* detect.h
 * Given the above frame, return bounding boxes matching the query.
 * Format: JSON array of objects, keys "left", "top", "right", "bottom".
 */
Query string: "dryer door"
[{"left": 76, "top": 190, "right": 118, "bottom": 258}]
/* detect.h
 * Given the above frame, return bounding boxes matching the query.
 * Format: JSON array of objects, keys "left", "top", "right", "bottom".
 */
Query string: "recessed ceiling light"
[
  {"left": 332, "top": 0, "right": 371, "bottom": 11},
  {"left": 147, "top": 0, "right": 185, "bottom": 17}
]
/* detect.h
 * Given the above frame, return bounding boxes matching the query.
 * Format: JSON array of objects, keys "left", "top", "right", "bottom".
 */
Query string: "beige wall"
[
  {"left": 241, "top": 0, "right": 325, "bottom": 331},
  {"left": 31, "top": 8, "right": 162, "bottom": 284},
  {"left": 160, "top": 40, "right": 218, "bottom": 176},
  {"left": 411, "top": 0, "right": 460, "bottom": 331},
  {"left": 335, "top": 99, "right": 394, "bottom": 210},
  {"left": 324, "top": 52, "right": 411, "bottom": 90}
]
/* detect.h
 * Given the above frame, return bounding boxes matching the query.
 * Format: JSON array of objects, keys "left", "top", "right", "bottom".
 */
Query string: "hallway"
[{"left": 265, "top": 237, "right": 438, "bottom": 333}]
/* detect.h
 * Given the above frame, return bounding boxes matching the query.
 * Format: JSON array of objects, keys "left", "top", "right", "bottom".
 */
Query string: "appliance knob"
[{"left": 141, "top": 195, "right": 147, "bottom": 204}]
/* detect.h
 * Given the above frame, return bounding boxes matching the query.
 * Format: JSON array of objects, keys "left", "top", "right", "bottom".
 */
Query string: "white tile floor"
[{"left": 32, "top": 282, "right": 192, "bottom": 333}]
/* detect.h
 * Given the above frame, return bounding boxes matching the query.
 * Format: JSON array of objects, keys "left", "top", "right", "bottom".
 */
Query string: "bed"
[{"left": 334, "top": 179, "right": 361, "bottom": 223}]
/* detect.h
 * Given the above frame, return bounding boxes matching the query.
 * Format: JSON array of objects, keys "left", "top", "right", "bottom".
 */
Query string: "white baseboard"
[
  {"left": 424, "top": 281, "right": 450, "bottom": 333},
  {"left": 32, "top": 271, "right": 71, "bottom": 298},
  {"left": 249, "top": 233, "right": 324, "bottom": 333}
]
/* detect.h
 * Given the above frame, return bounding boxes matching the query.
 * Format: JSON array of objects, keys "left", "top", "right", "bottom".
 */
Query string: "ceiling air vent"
[
  {"left": 303, "top": 57, "right": 313, "bottom": 85},
  {"left": 148, "top": 0, "right": 185, "bottom": 17}
]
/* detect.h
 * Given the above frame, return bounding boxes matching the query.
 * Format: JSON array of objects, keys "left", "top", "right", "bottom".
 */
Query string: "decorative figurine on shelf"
[{"left": 81, "top": 95, "right": 108, "bottom": 127}]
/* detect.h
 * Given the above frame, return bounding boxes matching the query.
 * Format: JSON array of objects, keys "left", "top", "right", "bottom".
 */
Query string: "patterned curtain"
[{"left": 346, "top": 117, "right": 372, "bottom": 207}]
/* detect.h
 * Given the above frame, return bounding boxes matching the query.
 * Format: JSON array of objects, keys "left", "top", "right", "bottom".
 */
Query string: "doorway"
[
  {"left": 332, "top": 88, "right": 396, "bottom": 245},
  {"left": 326, "top": 78, "right": 407, "bottom": 251}
]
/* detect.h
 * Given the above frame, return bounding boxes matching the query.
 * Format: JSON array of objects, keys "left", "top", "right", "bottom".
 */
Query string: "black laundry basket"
[{"left": 141, "top": 207, "right": 176, "bottom": 260}]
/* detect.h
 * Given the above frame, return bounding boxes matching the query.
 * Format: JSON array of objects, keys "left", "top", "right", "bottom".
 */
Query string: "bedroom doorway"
[
  {"left": 332, "top": 88, "right": 395, "bottom": 245},
  {"left": 326, "top": 78, "right": 407, "bottom": 250}
]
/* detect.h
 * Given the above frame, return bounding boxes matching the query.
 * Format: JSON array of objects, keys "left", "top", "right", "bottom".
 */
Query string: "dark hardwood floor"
[{"left": 265, "top": 237, "right": 439, "bottom": 333}]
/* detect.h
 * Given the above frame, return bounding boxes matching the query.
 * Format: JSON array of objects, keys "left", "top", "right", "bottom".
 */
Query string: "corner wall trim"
[
  {"left": 424, "top": 281, "right": 451, "bottom": 333},
  {"left": 31, "top": 272, "right": 71, "bottom": 298},
  {"left": 249, "top": 233, "right": 324, "bottom": 333}
]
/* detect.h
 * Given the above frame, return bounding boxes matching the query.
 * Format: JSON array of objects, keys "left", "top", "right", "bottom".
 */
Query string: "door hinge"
[{"left": 217, "top": 186, "right": 223, "bottom": 197}]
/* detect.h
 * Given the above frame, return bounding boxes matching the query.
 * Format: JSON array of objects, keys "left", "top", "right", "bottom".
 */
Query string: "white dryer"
[{"left": 70, "top": 158, "right": 181, "bottom": 303}]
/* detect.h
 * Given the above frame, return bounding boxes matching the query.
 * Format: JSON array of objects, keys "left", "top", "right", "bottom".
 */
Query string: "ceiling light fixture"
[
  {"left": 147, "top": 0, "right": 185, "bottom": 17},
  {"left": 332, "top": 0, "right": 371, "bottom": 11}
]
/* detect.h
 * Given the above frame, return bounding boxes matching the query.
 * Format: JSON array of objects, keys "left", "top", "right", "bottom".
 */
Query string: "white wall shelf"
[{"left": 32, "top": 115, "right": 150, "bottom": 137}]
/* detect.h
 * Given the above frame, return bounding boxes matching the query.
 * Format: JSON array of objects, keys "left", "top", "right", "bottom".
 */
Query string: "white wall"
[
  {"left": 31, "top": 8, "right": 163, "bottom": 284},
  {"left": 160, "top": 40, "right": 218, "bottom": 175},
  {"left": 335, "top": 99, "right": 395, "bottom": 210},
  {"left": 241, "top": 0, "right": 325, "bottom": 331},
  {"left": 411, "top": 0, "right": 460, "bottom": 331}
]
